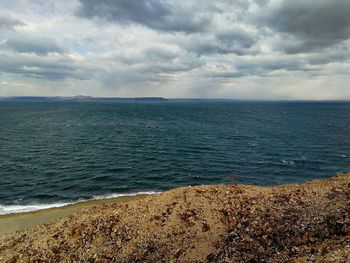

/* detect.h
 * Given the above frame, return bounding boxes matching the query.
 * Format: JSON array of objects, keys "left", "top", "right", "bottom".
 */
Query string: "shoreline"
[
  {"left": 1, "top": 174, "right": 349, "bottom": 262},
  {"left": 0, "top": 175, "right": 343, "bottom": 236},
  {"left": 0, "top": 194, "right": 150, "bottom": 235}
]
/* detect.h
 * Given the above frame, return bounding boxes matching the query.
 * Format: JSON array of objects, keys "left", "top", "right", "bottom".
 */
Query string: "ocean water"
[{"left": 0, "top": 101, "right": 349, "bottom": 214}]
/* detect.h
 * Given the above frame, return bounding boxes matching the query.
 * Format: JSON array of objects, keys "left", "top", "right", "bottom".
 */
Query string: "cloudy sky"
[{"left": 0, "top": 0, "right": 349, "bottom": 99}]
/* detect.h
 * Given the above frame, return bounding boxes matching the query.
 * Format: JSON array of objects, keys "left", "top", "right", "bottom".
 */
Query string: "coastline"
[
  {"left": 0, "top": 194, "right": 150, "bottom": 235},
  {"left": 1, "top": 173, "right": 349, "bottom": 262}
]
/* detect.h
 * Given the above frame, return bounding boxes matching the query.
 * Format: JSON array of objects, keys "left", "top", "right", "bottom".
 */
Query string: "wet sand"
[{"left": 0, "top": 195, "right": 148, "bottom": 235}]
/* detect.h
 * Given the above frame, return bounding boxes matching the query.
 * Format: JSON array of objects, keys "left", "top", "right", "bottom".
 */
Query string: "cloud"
[
  {"left": 2, "top": 36, "right": 64, "bottom": 55},
  {"left": 0, "top": 0, "right": 349, "bottom": 99},
  {"left": 0, "top": 53, "right": 91, "bottom": 80},
  {"left": 256, "top": 0, "right": 350, "bottom": 53},
  {"left": 0, "top": 15, "right": 25, "bottom": 31},
  {"left": 96, "top": 46, "right": 204, "bottom": 91},
  {"left": 216, "top": 28, "right": 255, "bottom": 49},
  {"left": 77, "top": 0, "right": 210, "bottom": 33},
  {"left": 182, "top": 27, "right": 259, "bottom": 56},
  {"left": 205, "top": 47, "right": 350, "bottom": 80}
]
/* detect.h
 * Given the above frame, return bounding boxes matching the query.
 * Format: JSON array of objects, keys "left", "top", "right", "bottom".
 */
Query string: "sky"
[{"left": 0, "top": 0, "right": 349, "bottom": 99}]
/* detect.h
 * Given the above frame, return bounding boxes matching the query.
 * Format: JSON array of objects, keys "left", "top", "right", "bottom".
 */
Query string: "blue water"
[{"left": 0, "top": 101, "right": 349, "bottom": 213}]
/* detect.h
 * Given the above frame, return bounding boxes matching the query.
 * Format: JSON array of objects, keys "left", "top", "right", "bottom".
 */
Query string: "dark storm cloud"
[
  {"left": 3, "top": 37, "right": 64, "bottom": 55},
  {"left": 0, "top": 15, "right": 25, "bottom": 30},
  {"left": 258, "top": 0, "right": 350, "bottom": 53},
  {"left": 77, "top": 0, "right": 209, "bottom": 33}
]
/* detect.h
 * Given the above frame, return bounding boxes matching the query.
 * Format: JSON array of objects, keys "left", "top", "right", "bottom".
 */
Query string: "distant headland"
[{"left": 0, "top": 96, "right": 168, "bottom": 102}]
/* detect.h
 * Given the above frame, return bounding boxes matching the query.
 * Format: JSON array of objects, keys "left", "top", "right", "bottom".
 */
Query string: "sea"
[{"left": 0, "top": 100, "right": 349, "bottom": 214}]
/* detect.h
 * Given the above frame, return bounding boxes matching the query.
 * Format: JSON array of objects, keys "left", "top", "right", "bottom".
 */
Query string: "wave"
[
  {"left": 0, "top": 191, "right": 160, "bottom": 215},
  {"left": 92, "top": 191, "right": 161, "bottom": 200},
  {"left": 0, "top": 203, "right": 72, "bottom": 215}
]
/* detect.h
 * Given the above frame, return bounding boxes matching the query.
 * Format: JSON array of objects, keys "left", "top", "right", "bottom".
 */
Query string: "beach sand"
[
  {"left": 1, "top": 173, "right": 349, "bottom": 262},
  {"left": 0, "top": 195, "right": 147, "bottom": 235}
]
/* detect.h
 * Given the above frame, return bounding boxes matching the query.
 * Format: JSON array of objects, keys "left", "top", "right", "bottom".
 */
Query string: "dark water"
[{"left": 0, "top": 101, "right": 349, "bottom": 213}]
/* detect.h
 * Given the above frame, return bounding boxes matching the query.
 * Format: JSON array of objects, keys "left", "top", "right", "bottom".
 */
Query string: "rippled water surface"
[{"left": 0, "top": 101, "right": 349, "bottom": 212}]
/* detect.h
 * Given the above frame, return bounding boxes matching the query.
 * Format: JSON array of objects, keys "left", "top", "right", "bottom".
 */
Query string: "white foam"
[
  {"left": 92, "top": 191, "right": 161, "bottom": 200},
  {"left": 0, "top": 203, "right": 72, "bottom": 215},
  {"left": 0, "top": 191, "right": 161, "bottom": 215}
]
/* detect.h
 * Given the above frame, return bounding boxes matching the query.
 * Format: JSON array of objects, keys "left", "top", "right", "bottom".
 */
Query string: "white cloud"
[{"left": 0, "top": 0, "right": 349, "bottom": 99}]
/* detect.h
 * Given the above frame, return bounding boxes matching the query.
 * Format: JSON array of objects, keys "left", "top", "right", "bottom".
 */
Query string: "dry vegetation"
[{"left": 1, "top": 173, "right": 349, "bottom": 262}]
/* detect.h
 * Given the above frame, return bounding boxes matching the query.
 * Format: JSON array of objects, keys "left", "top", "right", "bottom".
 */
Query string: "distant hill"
[{"left": 0, "top": 96, "right": 168, "bottom": 102}]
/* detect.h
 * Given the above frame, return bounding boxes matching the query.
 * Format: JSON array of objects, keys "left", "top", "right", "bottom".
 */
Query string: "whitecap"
[
  {"left": 0, "top": 191, "right": 160, "bottom": 215},
  {"left": 92, "top": 191, "right": 160, "bottom": 200},
  {"left": 0, "top": 203, "right": 72, "bottom": 215}
]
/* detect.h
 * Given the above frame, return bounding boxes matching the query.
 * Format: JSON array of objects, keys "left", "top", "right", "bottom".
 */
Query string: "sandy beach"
[
  {"left": 0, "top": 195, "right": 148, "bottom": 236},
  {"left": 1, "top": 173, "right": 349, "bottom": 262}
]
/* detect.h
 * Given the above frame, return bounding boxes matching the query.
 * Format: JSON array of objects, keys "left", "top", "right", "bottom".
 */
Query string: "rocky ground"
[{"left": 0, "top": 173, "right": 349, "bottom": 262}]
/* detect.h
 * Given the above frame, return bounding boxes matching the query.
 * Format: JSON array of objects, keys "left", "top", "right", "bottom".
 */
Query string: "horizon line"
[{"left": 0, "top": 95, "right": 350, "bottom": 102}]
